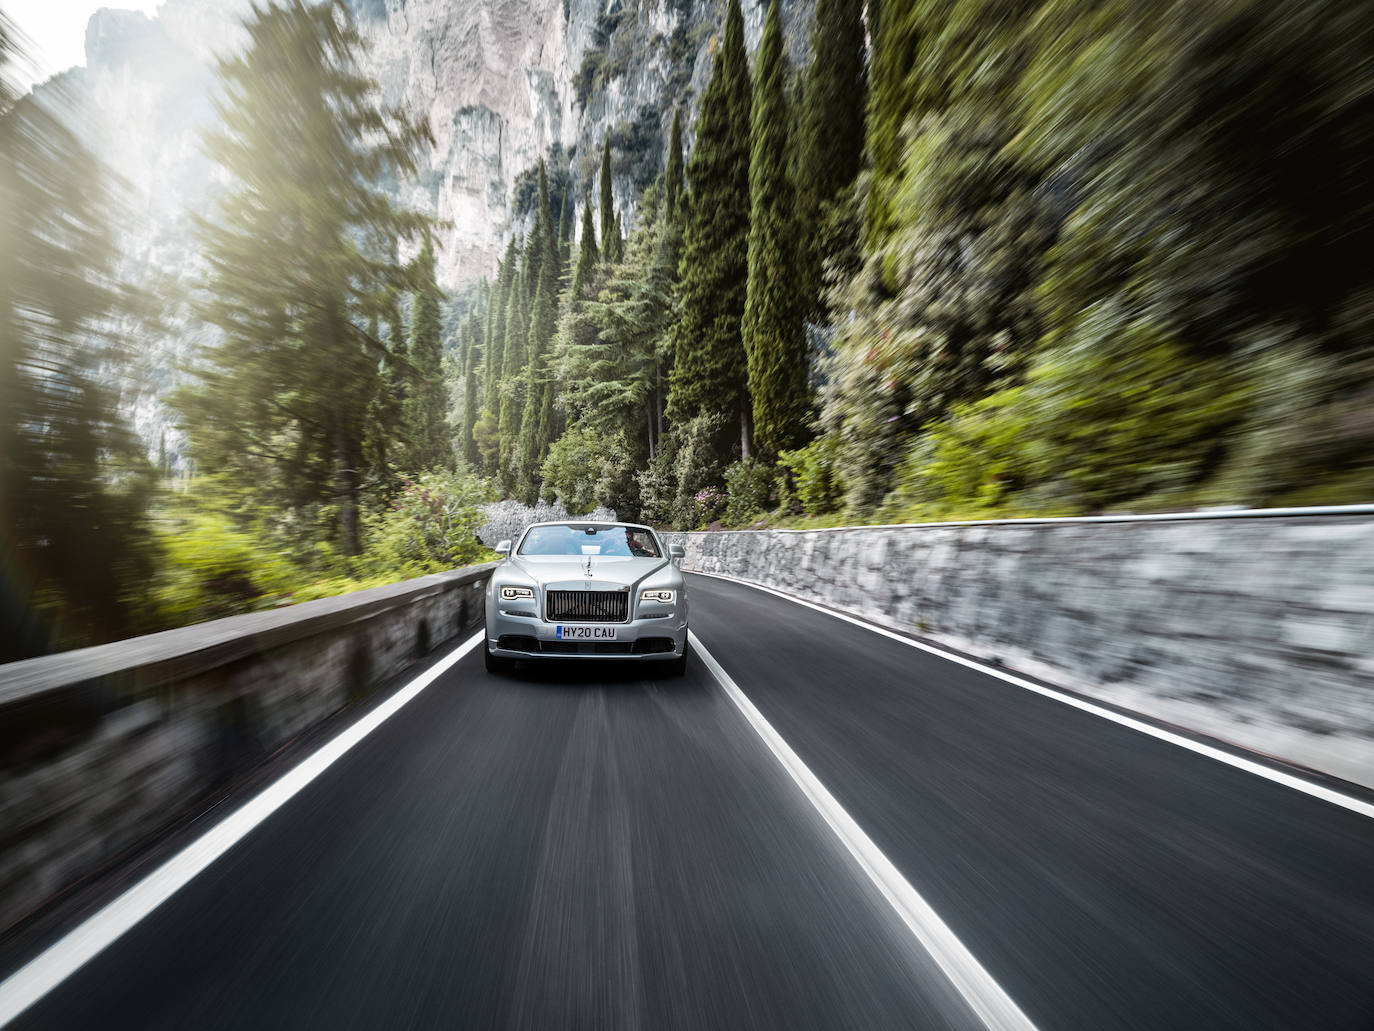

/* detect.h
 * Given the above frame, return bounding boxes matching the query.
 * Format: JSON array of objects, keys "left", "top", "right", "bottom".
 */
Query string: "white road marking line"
[
  {"left": 690, "top": 631, "right": 1039, "bottom": 1031},
  {"left": 688, "top": 570, "right": 1374, "bottom": 821},
  {"left": 0, "top": 631, "right": 486, "bottom": 1029}
]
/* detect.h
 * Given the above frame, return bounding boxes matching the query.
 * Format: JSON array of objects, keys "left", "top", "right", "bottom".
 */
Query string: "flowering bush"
[{"left": 692, "top": 485, "right": 726, "bottom": 526}]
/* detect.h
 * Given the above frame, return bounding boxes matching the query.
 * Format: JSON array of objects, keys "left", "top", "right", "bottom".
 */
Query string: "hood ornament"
[{"left": 583, "top": 554, "right": 594, "bottom": 578}]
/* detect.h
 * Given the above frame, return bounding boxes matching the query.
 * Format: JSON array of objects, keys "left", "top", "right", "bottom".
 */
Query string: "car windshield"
[{"left": 518, "top": 525, "right": 661, "bottom": 558}]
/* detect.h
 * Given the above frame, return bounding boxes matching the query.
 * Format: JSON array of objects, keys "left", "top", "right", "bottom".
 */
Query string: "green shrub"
[
  {"left": 778, "top": 437, "right": 845, "bottom": 514},
  {"left": 360, "top": 470, "right": 496, "bottom": 579},
  {"left": 723, "top": 459, "right": 775, "bottom": 526},
  {"left": 540, "top": 426, "right": 638, "bottom": 517},
  {"left": 153, "top": 512, "right": 298, "bottom": 626}
]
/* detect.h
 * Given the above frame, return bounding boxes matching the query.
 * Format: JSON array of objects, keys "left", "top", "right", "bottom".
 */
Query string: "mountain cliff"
[{"left": 59, "top": 0, "right": 816, "bottom": 290}]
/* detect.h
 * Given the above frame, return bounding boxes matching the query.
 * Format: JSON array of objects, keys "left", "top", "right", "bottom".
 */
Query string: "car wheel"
[
  {"left": 484, "top": 643, "right": 515, "bottom": 674},
  {"left": 662, "top": 640, "right": 689, "bottom": 678}
]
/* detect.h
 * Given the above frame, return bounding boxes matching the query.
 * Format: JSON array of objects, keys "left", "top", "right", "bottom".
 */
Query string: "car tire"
[
  {"left": 662, "top": 640, "right": 689, "bottom": 678},
  {"left": 484, "top": 643, "right": 515, "bottom": 674}
]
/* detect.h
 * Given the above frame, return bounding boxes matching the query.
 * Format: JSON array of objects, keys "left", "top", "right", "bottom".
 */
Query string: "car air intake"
[{"left": 546, "top": 589, "right": 629, "bottom": 623}]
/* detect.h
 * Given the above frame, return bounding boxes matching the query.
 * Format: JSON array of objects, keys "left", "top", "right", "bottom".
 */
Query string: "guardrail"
[
  {"left": 0, "top": 563, "right": 495, "bottom": 934},
  {"left": 668, "top": 505, "right": 1374, "bottom": 790}
]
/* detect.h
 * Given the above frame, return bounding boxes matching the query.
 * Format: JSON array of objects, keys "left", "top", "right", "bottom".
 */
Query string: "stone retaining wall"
[
  {"left": 670, "top": 510, "right": 1374, "bottom": 788},
  {"left": 0, "top": 564, "right": 494, "bottom": 933}
]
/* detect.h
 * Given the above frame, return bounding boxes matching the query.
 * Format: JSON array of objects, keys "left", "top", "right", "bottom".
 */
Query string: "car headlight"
[
  {"left": 640, "top": 589, "right": 676, "bottom": 604},
  {"left": 500, "top": 586, "right": 535, "bottom": 601}
]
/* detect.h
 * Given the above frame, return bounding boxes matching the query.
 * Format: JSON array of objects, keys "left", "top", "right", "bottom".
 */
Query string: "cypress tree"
[
  {"left": 497, "top": 265, "right": 528, "bottom": 470},
  {"left": 865, "top": 0, "right": 919, "bottom": 246},
  {"left": 571, "top": 199, "right": 600, "bottom": 301},
  {"left": 461, "top": 309, "right": 482, "bottom": 467},
  {"left": 599, "top": 136, "right": 616, "bottom": 258},
  {"left": 745, "top": 0, "right": 807, "bottom": 457},
  {"left": 557, "top": 182, "right": 574, "bottom": 276},
  {"left": 405, "top": 236, "right": 453, "bottom": 471},
  {"left": 609, "top": 211, "right": 624, "bottom": 264},
  {"left": 483, "top": 238, "right": 517, "bottom": 415},
  {"left": 666, "top": 0, "right": 752, "bottom": 456},
  {"left": 798, "top": 0, "right": 866, "bottom": 314},
  {"left": 664, "top": 107, "right": 685, "bottom": 223}
]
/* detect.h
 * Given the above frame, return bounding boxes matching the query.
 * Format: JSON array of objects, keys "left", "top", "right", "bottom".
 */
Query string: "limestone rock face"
[{"left": 59, "top": 0, "right": 814, "bottom": 289}]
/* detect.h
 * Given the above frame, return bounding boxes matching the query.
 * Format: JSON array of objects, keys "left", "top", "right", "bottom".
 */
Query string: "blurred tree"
[
  {"left": 0, "top": 15, "right": 158, "bottom": 657},
  {"left": 744, "top": 0, "right": 808, "bottom": 458},
  {"left": 182, "top": 0, "right": 431, "bottom": 556},
  {"left": 666, "top": 0, "right": 752, "bottom": 460},
  {"left": 497, "top": 264, "right": 528, "bottom": 483},
  {"left": 405, "top": 237, "right": 454, "bottom": 472},
  {"left": 864, "top": 0, "right": 919, "bottom": 249},
  {"left": 797, "top": 0, "right": 866, "bottom": 318}
]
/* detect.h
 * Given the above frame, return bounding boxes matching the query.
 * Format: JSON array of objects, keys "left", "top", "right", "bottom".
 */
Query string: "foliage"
[
  {"left": 778, "top": 437, "right": 845, "bottom": 515},
  {"left": 665, "top": 0, "right": 752, "bottom": 460},
  {"left": 692, "top": 486, "right": 726, "bottom": 526},
  {"left": 723, "top": 459, "right": 776, "bottom": 526},
  {"left": 151, "top": 511, "right": 299, "bottom": 626},
  {"left": 404, "top": 238, "right": 454, "bottom": 473},
  {"left": 510, "top": 146, "right": 570, "bottom": 222},
  {"left": 664, "top": 107, "right": 684, "bottom": 223},
  {"left": 178, "top": 0, "right": 431, "bottom": 556},
  {"left": 540, "top": 425, "right": 639, "bottom": 517},
  {"left": 743, "top": 0, "right": 808, "bottom": 458},
  {"left": 359, "top": 470, "right": 496, "bottom": 578},
  {"left": 0, "top": 31, "right": 159, "bottom": 657},
  {"left": 599, "top": 136, "right": 619, "bottom": 262},
  {"left": 636, "top": 412, "right": 729, "bottom": 528},
  {"left": 797, "top": 0, "right": 866, "bottom": 316}
]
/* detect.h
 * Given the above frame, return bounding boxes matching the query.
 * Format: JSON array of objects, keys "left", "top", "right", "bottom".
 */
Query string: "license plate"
[{"left": 556, "top": 625, "right": 617, "bottom": 640}]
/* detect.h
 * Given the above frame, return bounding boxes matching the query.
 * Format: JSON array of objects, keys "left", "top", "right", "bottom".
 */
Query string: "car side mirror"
[
  {"left": 495, "top": 540, "right": 511, "bottom": 556},
  {"left": 669, "top": 543, "right": 685, "bottom": 559}
]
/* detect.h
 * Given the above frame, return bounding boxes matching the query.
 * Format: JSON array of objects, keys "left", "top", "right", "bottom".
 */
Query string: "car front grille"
[{"left": 546, "top": 589, "right": 628, "bottom": 623}]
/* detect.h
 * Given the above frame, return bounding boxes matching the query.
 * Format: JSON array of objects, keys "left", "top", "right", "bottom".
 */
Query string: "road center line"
[
  {"left": 0, "top": 631, "right": 486, "bottom": 1029},
  {"left": 688, "top": 570, "right": 1374, "bottom": 821},
  {"left": 689, "top": 630, "right": 1040, "bottom": 1031}
]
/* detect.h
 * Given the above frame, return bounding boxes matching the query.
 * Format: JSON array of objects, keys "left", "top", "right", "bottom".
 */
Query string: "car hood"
[{"left": 506, "top": 554, "right": 672, "bottom": 589}]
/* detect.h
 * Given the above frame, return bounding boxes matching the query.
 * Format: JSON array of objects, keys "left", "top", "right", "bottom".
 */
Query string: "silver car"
[{"left": 484, "top": 521, "right": 689, "bottom": 675}]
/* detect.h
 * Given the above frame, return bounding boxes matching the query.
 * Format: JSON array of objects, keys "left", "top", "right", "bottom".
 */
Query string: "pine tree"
[
  {"left": 666, "top": 0, "right": 752, "bottom": 457},
  {"left": 405, "top": 237, "right": 453, "bottom": 471},
  {"left": 571, "top": 199, "right": 600, "bottom": 300},
  {"left": 600, "top": 136, "right": 616, "bottom": 258},
  {"left": 664, "top": 107, "right": 685, "bottom": 223},
  {"left": 745, "top": 0, "right": 808, "bottom": 457},
  {"left": 797, "top": 0, "right": 866, "bottom": 315},
  {"left": 186, "top": 0, "right": 431, "bottom": 555}
]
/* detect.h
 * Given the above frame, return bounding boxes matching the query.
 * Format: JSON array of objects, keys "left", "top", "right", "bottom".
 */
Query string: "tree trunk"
[
  {"left": 647, "top": 404, "right": 655, "bottom": 461},
  {"left": 740, "top": 406, "right": 752, "bottom": 461}
]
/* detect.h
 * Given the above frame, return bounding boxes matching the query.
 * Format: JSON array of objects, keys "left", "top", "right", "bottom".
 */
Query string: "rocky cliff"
[{"left": 61, "top": 0, "right": 816, "bottom": 291}]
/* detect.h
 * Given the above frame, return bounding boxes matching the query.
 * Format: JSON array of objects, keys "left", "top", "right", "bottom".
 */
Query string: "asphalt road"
[{"left": 9, "top": 572, "right": 1374, "bottom": 1029}]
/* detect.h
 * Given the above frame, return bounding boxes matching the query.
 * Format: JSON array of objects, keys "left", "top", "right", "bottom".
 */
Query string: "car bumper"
[{"left": 486, "top": 608, "right": 688, "bottom": 660}]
